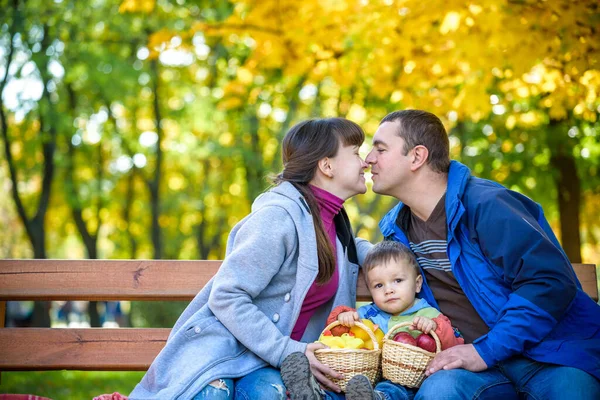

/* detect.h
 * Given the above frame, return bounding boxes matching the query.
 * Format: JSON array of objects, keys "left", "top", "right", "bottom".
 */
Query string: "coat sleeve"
[
  {"left": 355, "top": 237, "right": 373, "bottom": 266},
  {"left": 469, "top": 189, "right": 579, "bottom": 367},
  {"left": 208, "top": 205, "right": 307, "bottom": 368},
  {"left": 432, "top": 314, "right": 464, "bottom": 350}
]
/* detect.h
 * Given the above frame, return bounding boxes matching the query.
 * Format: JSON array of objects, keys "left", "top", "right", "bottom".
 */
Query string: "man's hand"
[
  {"left": 425, "top": 344, "right": 487, "bottom": 376},
  {"left": 305, "top": 342, "right": 343, "bottom": 393}
]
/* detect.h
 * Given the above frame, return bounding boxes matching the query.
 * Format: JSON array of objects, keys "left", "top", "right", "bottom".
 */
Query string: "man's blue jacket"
[{"left": 379, "top": 161, "right": 600, "bottom": 379}]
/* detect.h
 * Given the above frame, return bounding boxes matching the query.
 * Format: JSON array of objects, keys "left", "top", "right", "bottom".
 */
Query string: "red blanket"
[{"left": 92, "top": 393, "right": 128, "bottom": 400}]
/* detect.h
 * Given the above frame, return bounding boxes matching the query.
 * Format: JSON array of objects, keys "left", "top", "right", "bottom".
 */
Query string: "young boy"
[{"left": 332, "top": 240, "right": 464, "bottom": 400}]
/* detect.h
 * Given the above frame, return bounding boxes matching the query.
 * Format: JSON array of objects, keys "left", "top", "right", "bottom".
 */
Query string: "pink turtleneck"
[{"left": 291, "top": 185, "right": 344, "bottom": 340}]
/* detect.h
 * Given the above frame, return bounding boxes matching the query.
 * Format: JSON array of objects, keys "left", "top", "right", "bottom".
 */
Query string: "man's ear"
[
  {"left": 317, "top": 157, "right": 334, "bottom": 178},
  {"left": 415, "top": 274, "right": 423, "bottom": 294},
  {"left": 410, "top": 145, "right": 429, "bottom": 171}
]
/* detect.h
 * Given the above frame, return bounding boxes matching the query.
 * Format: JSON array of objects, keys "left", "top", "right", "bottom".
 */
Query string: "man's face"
[{"left": 365, "top": 121, "right": 413, "bottom": 196}]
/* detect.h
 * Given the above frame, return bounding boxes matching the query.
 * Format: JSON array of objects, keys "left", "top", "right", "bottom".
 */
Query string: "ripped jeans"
[
  {"left": 192, "top": 366, "right": 346, "bottom": 400},
  {"left": 192, "top": 367, "right": 287, "bottom": 400}
]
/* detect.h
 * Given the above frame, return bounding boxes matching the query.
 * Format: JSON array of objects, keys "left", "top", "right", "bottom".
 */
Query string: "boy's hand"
[
  {"left": 410, "top": 316, "right": 437, "bottom": 334},
  {"left": 337, "top": 311, "right": 360, "bottom": 327}
]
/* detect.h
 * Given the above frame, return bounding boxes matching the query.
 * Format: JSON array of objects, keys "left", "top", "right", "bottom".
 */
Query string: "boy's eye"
[
  {"left": 374, "top": 283, "right": 383, "bottom": 289},
  {"left": 395, "top": 278, "right": 403, "bottom": 283},
  {"left": 377, "top": 149, "right": 385, "bottom": 153}
]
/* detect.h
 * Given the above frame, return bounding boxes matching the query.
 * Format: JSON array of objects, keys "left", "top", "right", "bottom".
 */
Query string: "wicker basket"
[
  {"left": 314, "top": 321, "right": 381, "bottom": 392},
  {"left": 382, "top": 321, "right": 441, "bottom": 388}
]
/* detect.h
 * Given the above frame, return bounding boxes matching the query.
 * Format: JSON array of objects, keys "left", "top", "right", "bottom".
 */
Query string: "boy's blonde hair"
[{"left": 363, "top": 241, "right": 420, "bottom": 277}]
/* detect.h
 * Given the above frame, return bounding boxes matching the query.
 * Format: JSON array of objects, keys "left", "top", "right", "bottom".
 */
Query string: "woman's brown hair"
[{"left": 273, "top": 118, "right": 364, "bottom": 284}]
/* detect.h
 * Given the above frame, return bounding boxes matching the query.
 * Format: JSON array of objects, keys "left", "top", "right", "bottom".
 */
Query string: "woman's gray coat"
[{"left": 130, "top": 182, "right": 371, "bottom": 399}]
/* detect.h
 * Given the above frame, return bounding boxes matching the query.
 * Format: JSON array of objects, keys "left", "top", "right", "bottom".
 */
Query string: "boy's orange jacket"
[{"left": 326, "top": 305, "right": 464, "bottom": 350}]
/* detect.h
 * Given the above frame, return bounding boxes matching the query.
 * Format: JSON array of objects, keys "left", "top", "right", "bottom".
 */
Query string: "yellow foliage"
[
  {"left": 119, "top": 0, "right": 155, "bottom": 14},
  {"left": 549, "top": 104, "right": 568, "bottom": 121},
  {"left": 237, "top": 67, "right": 254, "bottom": 85},
  {"left": 219, "top": 132, "right": 234, "bottom": 147},
  {"left": 147, "top": 29, "right": 176, "bottom": 59},
  {"left": 218, "top": 97, "right": 244, "bottom": 111}
]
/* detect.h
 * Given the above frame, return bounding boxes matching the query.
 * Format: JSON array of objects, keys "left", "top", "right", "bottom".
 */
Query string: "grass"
[{"left": 0, "top": 371, "right": 144, "bottom": 399}]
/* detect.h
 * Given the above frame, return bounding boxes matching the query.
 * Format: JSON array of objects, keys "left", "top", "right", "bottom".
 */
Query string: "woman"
[{"left": 129, "top": 118, "right": 371, "bottom": 400}]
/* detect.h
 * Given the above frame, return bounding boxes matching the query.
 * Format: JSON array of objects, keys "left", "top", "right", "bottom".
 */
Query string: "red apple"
[
  {"left": 416, "top": 333, "right": 436, "bottom": 353},
  {"left": 392, "top": 332, "right": 417, "bottom": 346}
]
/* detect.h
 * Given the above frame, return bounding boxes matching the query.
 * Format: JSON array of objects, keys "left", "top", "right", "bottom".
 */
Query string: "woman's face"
[{"left": 328, "top": 143, "right": 368, "bottom": 200}]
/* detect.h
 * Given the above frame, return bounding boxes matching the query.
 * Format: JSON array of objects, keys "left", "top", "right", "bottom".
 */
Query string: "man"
[{"left": 364, "top": 109, "right": 600, "bottom": 399}]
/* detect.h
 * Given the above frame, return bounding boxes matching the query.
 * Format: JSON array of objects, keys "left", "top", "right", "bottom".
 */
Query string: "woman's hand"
[
  {"left": 337, "top": 311, "right": 360, "bottom": 327},
  {"left": 305, "top": 342, "right": 343, "bottom": 393},
  {"left": 410, "top": 316, "right": 437, "bottom": 334}
]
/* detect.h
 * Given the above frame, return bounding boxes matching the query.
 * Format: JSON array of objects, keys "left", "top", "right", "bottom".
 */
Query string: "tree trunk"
[
  {"left": 547, "top": 120, "right": 582, "bottom": 263},
  {"left": 1, "top": 18, "right": 56, "bottom": 328},
  {"left": 244, "top": 112, "right": 264, "bottom": 203},
  {"left": 550, "top": 151, "right": 582, "bottom": 262},
  {"left": 149, "top": 57, "right": 163, "bottom": 260}
]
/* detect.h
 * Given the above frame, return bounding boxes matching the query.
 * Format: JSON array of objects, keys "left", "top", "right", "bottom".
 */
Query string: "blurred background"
[{"left": 1, "top": 0, "right": 599, "bottom": 395}]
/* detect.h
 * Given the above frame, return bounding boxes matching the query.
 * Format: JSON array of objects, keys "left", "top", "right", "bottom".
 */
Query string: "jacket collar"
[
  {"left": 367, "top": 297, "right": 432, "bottom": 319},
  {"left": 261, "top": 182, "right": 358, "bottom": 264},
  {"left": 379, "top": 161, "right": 472, "bottom": 236}
]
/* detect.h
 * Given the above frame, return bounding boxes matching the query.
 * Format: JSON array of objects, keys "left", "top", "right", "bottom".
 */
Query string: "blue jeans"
[
  {"left": 415, "top": 356, "right": 600, "bottom": 400},
  {"left": 191, "top": 367, "right": 345, "bottom": 400},
  {"left": 375, "top": 379, "right": 416, "bottom": 400}
]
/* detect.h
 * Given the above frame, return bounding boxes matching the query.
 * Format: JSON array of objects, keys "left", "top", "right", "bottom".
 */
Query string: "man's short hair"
[
  {"left": 363, "top": 240, "right": 420, "bottom": 276},
  {"left": 381, "top": 110, "right": 450, "bottom": 173}
]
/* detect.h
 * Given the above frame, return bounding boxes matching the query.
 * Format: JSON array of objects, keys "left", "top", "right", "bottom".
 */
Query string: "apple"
[
  {"left": 416, "top": 333, "right": 436, "bottom": 353},
  {"left": 392, "top": 332, "right": 417, "bottom": 346}
]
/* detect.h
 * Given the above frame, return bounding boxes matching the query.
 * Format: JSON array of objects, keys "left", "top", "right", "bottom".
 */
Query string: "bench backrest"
[{"left": 0, "top": 260, "right": 597, "bottom": 371}]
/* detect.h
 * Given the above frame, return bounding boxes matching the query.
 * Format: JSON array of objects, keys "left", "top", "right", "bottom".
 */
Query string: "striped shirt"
[{"left": 402, "top": 194, "right": 489, "bottom": 343}]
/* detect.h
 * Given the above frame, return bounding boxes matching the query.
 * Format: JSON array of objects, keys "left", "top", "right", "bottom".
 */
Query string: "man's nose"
[{"left": 365, "top": 150, "right": 376, "bottom": 164}]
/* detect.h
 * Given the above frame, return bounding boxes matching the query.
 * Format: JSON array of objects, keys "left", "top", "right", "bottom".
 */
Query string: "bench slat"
[
  {"left": 0, "top": 328, "right": 169, "bottom": 371},
  {"left": 574, "top": 264, "right": 598, "bottom": 302},
  {"left": 0, "top": 259, "right": 221, "bottom": 301},
  {"left": 0, "top": 260, "right": 596, "bottom": 301},
  {"left": 358, "top": 264, "right": 598, "bottom": 302}
]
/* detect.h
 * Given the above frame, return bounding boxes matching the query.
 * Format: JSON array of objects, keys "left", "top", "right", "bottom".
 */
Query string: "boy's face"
[{"left": 367, "top": 259, "right": 423, "bottom": 316}]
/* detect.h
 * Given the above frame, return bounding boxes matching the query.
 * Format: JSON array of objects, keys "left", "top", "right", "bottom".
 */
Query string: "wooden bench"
[{"left": 0, "top": 260, "right": 597, "bottom": 373}]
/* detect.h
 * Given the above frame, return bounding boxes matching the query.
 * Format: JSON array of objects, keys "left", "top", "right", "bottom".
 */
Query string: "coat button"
[
  {"left": 194, "top": 327, "right": 201, "bottom": 334},
  {"left": 272, "top": 313, "right": 280, "bottom": 323},
  {"left": 284, "top": 293, "right": 291, "bottom": 302}
]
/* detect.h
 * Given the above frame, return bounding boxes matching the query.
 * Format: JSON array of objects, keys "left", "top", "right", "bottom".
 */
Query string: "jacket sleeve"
[
  {"left": 433, "top": 314, "right": 464, "bottom": 350},
  {"left": 208, "top": 205, "right": 307, "bottom": 368},
  {"left": 355, "top": 237, "right": 373, "bottom": 266},
  {"left": 469, "top": 189, "right": 579, "bottom": 367}
]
